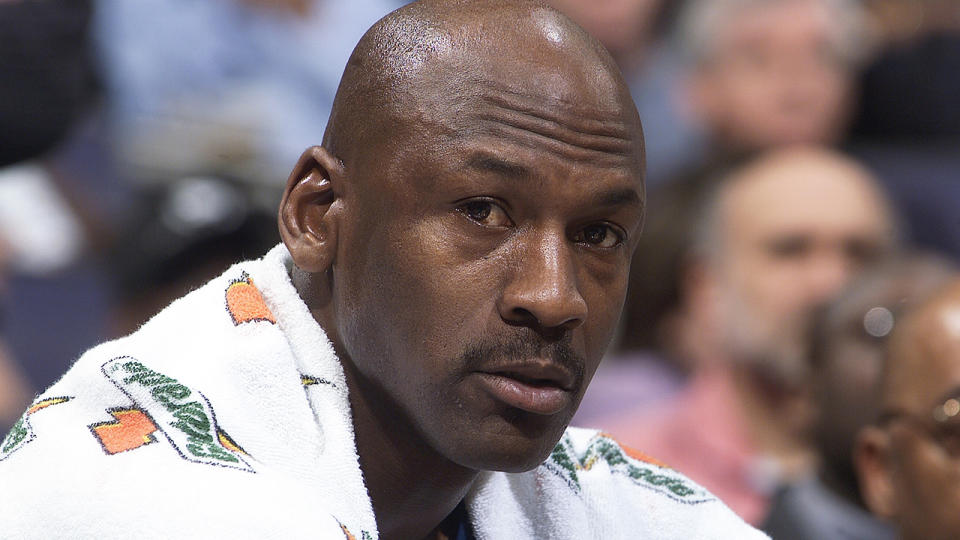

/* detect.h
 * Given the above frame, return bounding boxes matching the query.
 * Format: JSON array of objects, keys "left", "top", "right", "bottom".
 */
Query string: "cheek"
[{"left": 350, "top": 218, "right": 500, "bottom": 367}]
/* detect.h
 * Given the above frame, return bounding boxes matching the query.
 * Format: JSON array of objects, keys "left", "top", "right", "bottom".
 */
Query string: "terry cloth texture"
[{"left": 0, "top": 245, "right": 767, "bottom": 540}]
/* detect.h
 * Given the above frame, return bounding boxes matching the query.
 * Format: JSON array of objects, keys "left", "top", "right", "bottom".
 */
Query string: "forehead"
[
  {"left": 889, "top": 304, "right": 960, "bottom": 411},
  {"left": 717, "top": 0, "right": 833, "bottom": 48},
  {"left": 380, "top": 36, "right": 644, "bottom": 197},
  {"left": 722, "top": 153, "right": 888, "bottom": 244}
]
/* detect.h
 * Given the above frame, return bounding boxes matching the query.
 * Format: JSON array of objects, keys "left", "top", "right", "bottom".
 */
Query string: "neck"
[
  {"left": 729, "top": 364, "right": 817, "bottom": 481},
  {"left": 819, "top": 461, "right": 866, "bottom": 509},
  {"left": 341, "top": 358, "right": 478, "bottom": 540}
]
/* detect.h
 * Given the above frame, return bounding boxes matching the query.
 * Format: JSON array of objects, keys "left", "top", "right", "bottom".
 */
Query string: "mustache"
[{"left": 458, "top": 333, "right": 586, "bottom": 389}]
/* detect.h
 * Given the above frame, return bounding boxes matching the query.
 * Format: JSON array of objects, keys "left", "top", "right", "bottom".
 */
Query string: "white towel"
[{"left": 0, "top": 245, "right": 766, "bottom": 539}]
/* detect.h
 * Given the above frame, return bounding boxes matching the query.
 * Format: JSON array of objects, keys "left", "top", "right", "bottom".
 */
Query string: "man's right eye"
[{"left": 457, "top": 200, "right": 513, "bottom": 228}]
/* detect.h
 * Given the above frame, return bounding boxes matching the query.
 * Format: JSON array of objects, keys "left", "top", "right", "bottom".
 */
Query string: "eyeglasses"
[{"left": 879, "top": 397, "right": 960, "bottom": 458}]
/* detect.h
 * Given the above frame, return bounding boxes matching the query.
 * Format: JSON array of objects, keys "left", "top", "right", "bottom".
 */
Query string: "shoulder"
[
  {"left": 0, "top": 248, "right": 337, "bottom": 537},
  {"left": 548, "top": 427, "right": 768, "bottom": 538},
  {"left": 468, "top": 427, "right": 768, "bottom": 539}
]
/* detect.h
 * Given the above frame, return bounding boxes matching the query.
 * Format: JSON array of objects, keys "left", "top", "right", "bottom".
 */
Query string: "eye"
[
  {"left": 457, "top": 199, "right": 513, "bottom": 228},
  {"left": 766, "top": 235, "right": 810, "bottom": 260},
  {"left": 574, "top": 223, "right": 623, "bottom": 249}
]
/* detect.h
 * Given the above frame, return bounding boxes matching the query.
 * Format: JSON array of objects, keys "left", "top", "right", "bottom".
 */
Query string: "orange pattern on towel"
[
  {"left": 601, "top": 432, "right": 670, "bottom": 468},
  {"left": 90, "top": 408, "right": 158, "bottom": 454},
  {"left": 226, "top": 272, "right": 276, "bottom": 325}
]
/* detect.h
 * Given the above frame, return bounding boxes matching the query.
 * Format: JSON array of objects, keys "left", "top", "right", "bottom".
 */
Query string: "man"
[
  {"left": 631, "top": 0, "right": 869, "bottom": 186},
  {"left": 763, "top": 254, "right": 954, "bottom": 539},
  {"left": 591, "top": 146, "right": 896, "bottom": 523},
  {"left": 856, "top": 278, "right": 960, "bottom": 540},
  {"left": 679, "top": 0, "right": 867, "bottom": 153},
  {"left": 0, "top": 1, "right": 763, "bottom": 538}
]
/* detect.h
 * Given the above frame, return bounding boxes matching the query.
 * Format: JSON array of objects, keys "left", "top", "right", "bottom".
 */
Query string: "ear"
[
  {"left": 279, "top": 146, "right": 343, "bottom": 274},
  {"left": 854, "top": 426, "right": 898, "bottom": 519}
]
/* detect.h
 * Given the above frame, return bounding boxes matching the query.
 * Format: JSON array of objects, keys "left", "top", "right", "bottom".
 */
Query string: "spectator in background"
[
  {"left": 656, "top": 0, "right": 870, "bottom": 185},
  {"left": 93, "top": 0, "right": 404, "bottom": 191},
  {"left": 856, "top": 278, "right": 960, "bottom": 540},
  {"left": 0, "top": 0, "right": 101, "bottom": 426},
  {"left": 764, "top": 254, "right": 955, "bottom": 540},
  {"left": 583, "top": 146, "right": 897, "bottom": 524},
  {"left": 108, "top": 177, "right": 279, "bottom": 336}
]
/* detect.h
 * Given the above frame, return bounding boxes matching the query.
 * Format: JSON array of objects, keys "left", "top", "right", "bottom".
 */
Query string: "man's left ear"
[
  {"left": 854, "top": 426, "right": 897, "bottom": 520},
  {"left": 278, "top": 146, "right": 344, "bottom": 274}
]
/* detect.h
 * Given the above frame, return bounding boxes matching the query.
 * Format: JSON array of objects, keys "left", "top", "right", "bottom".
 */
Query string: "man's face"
[
  {"left": 878, "top": 316, "right": 960, "bottom": 540},
  {"left": 690, "top": 0, "right": 852, "bottom": 150},
  {"left": 713, "top": 151, "right": 890, "bottom": 383},
  {"left": 330, "top": 47, "right": 644, "bottom": 472}
]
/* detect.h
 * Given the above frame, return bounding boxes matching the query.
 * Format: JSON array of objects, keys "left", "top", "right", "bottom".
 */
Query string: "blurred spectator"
[
  {"left": 855, "top": 278, "right": 960, "bottom": 540},
  {"left": 764, "top": 254, "right": 955, "bottom": 540},
  {"left": 0, "top": 0, "right": 102, "bottom": 429},
  {"left": 545, "top": 0, "right": 678, "bottom": 70},
  {"left": 92, "top": 0, "right": 403, "bottom": 191},
  {"left": 583, "top": 146, "right": 897, "bottom": 523},
  {"left": 652, "top": 0, "right": 871, "bottom": 184},
  {"left": 108, "top": 177, "right": 279, "bottom": 337},
  {"left": 0, "top": 0, "right": 98, "bottom": 168}
]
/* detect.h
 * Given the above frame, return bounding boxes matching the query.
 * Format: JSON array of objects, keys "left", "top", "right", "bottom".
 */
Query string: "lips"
[{"left": 474, "top": 362, "right": 576, "bottom": 415}]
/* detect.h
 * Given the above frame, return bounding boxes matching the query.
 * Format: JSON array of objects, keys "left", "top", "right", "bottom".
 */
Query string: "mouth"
[{"left": 474, "top": 362, "right": 576, "bottom": 416}]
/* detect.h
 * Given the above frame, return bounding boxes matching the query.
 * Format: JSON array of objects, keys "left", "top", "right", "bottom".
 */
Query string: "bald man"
[
  {"left": 856, "top": 279, "right": 960, "bottom": 540},
  {"left": 0, "top": 1, "right": 762, "bottom": 538},
  {"left": 593, "top": 146, "right": 896, "bottom": 523}
]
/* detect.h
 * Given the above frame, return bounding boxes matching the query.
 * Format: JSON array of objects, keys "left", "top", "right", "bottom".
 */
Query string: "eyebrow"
[
  {"left": 466, "top": 154, "right": 531, "bottom": 179},
  {"left": 465, "top": 154, "right": 643, "bottom": 209},
  {"left": 595, "top": 187, "right": 643, "bottom": 209}
]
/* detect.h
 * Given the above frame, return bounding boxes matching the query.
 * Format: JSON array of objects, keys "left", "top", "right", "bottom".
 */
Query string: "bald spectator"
[
  {"left": 586, "top": 146, "right": 897, "bottom": 523},
  {"left": 856, "top": 278, "right": 960, "bottom": 540},
  {"left": 764, "top": 254, "right": 955, "bottom": 540}
]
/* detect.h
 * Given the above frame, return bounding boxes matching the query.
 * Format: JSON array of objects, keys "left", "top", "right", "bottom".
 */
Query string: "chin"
[
  {"left": 455, "top": 442, "right": 555, "bottom": 473},
  {"left": 447, "top": 413, "right": 569, "bottom": 473}
]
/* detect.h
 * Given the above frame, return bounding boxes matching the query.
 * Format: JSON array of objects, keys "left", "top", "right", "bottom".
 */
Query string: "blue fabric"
[{"left": 92, "top": 0, "right": 403, "bottom": 178}]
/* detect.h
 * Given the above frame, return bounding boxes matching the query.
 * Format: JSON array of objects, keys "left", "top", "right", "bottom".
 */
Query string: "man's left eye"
[{"left": 575, "top": 224, "right": 622, "bottom": 248}]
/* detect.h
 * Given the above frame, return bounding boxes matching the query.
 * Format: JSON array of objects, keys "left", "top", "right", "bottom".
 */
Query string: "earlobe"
[
  {"left": 279, "top": 146, "right": 343, "bottom": 274},
  {"left": 854, "top": 426, "right": 897, "bottom": 519}
]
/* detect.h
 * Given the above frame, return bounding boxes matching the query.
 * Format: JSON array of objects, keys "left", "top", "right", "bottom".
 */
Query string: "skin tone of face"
[
  {"left": 857, "top": 282, "right": 960, "bottom": 540},
  {"left": 711, "top": 147, "right": 892, "bottom": 385},
  {"left": 812, "top": 259, "right": 954, "bottom": 505},
  {"left": 279, "top": 2, "right": 645, "bottom": 538},
  {"left": 689, "top": 0, "right": 853, "bottom": 151}
]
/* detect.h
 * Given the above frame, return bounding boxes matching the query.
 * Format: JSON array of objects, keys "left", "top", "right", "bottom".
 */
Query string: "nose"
[
  {"left": 806, "top": 250, "right": 852, "bottom": 303},
  {"left": 498, "top": 229, "right": 588, "bottom": 334}
]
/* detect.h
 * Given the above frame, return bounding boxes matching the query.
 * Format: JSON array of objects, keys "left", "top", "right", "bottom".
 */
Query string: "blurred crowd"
[{"left": 1, "top": 0, "right": 959, "bottom": 538}]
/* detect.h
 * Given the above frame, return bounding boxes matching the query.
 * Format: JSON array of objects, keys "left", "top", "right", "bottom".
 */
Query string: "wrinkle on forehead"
[
  {"left": 324, "top": 0, "right": 642, "bottom": 177},
  {"left": 462, "top": 78, "right": 638, "bottom": 164}
]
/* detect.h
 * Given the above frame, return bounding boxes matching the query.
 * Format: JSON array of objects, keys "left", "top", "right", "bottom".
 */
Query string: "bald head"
[
  {"left": 884, "top": 280, "right": 960, "bottom": 411},
  {"left": 694, "top": 146, "right": 895, "bottom": 385},
  {"left": 323, "top": 0, "right": 643, "bottom": 172},
  {"left": 857, "top": 277, "right": 960, "bottom": 540}
]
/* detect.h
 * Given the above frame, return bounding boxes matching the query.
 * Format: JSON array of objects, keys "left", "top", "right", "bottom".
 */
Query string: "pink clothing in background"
[{"left": 587, "top": 366, "right": 773, "bottom": 525}]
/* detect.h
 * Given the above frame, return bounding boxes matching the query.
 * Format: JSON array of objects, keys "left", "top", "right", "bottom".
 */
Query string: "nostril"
[{"left": 510, "top": 306, "right": 538, "bottom": 325}]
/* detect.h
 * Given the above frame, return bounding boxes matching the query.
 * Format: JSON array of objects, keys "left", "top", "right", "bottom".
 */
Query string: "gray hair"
[{"left": 674, "top": 0, "right": 872, "bottom": 68}]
